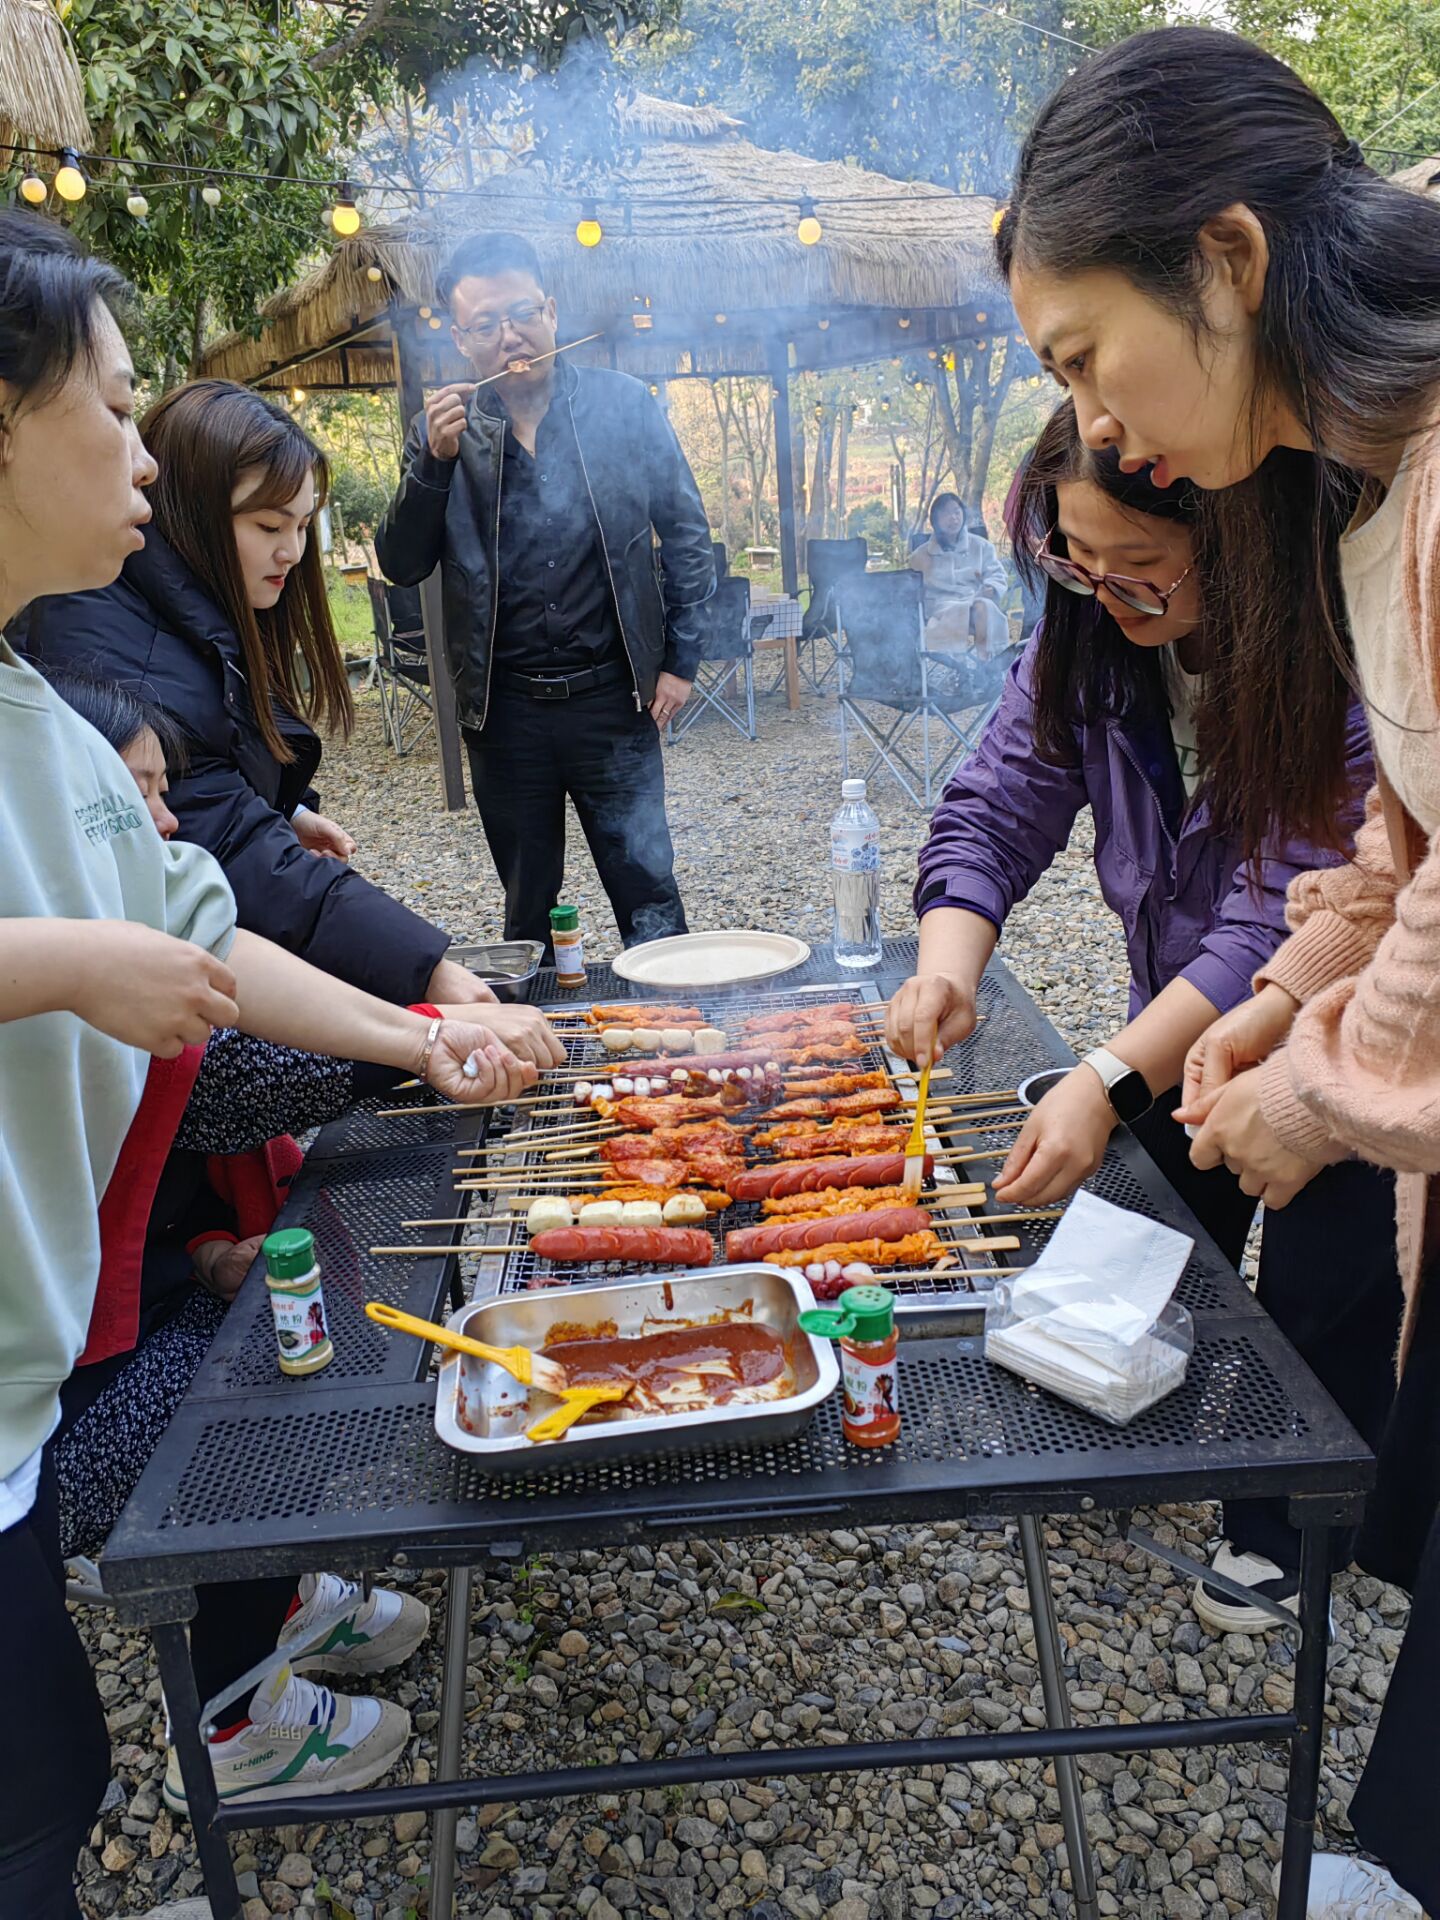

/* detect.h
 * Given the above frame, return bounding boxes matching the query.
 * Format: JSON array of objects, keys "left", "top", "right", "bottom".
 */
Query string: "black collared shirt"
[{"left": 489, "top": 386, "right": 625, "bottom": 675}]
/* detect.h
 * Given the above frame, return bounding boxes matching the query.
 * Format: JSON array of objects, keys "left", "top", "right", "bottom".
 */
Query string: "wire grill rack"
[{"left": 461, "top": 979, "right": 1014, "bottom": 1314}]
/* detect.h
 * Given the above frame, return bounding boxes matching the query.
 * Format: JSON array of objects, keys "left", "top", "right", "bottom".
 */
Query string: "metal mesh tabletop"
[
  {"left": 101, "top": 946, "right": 1370, "bottom": 1608},
  {"left": 185, "top": 1142, "right": 470, "bottom": 1400},
  {"left": 102, "top": 1310, "right": 1368, "bottom": 1596}
]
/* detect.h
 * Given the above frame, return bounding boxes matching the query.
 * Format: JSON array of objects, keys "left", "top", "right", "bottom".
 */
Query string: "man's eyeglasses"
[
  {"left": 1033, "top": 525, "right": 1192, "bottom": 617},
  {"left": 454, "top": 301, "right": 547, "bottom": 347}
]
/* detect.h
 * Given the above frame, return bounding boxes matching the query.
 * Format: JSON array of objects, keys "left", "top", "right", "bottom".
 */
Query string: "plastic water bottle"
[{"left": 830, "top": 777, "right": 882, "bottom": 968}]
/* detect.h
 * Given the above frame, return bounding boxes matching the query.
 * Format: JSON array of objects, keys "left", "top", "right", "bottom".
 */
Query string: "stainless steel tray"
[{"left": 434, "top": 1266, "right": 839, "bottom": 1479}]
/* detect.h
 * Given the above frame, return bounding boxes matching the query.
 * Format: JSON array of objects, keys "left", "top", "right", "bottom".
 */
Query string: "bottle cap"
[
  {"left": 263, "top": 1227, "right": 317, "bottom": 1280},
  {"left": 841, "top": 778, "right": 867, "bottom": 800},
  {"left": 550, "top": 905, "right": 580, "bottom": 933},
  {"left": 799, "top": 1284, "right": 895, "bottom": 1343}
]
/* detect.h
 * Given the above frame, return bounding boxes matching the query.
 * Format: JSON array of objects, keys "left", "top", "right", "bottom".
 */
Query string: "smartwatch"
[{"left": 1082, "top": 1046, "right": 1154, "bottom": 1125}]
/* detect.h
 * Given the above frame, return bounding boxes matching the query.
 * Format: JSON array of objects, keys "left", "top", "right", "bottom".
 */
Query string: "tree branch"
[{"left": 312, "top": 0, "right": 395, "bottom": 72}]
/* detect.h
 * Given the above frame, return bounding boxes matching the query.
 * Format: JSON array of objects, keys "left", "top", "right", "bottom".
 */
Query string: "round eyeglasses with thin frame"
[{"left": 1033, "top": 525, "right": 1192, "bottom": 617}]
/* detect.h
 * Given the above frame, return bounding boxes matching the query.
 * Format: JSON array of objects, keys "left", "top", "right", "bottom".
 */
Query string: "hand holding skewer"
[{"left": 423, "top": 383, "right": 478, "bottom": 461}]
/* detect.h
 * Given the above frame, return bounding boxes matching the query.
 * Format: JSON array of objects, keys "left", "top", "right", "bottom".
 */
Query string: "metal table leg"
[
  {"left": 1018, "top": 1515, "right": 1099, "bottom": 1920},
  {"left": 427, "top": 1564, "right": 473, "bottom": 1920},
  {"left": 1275, "top": 1526, "right": 1335, "bottom": 1920},
  {"left": 151, "top": 1619, "right": 244, "bottom": 1920}
]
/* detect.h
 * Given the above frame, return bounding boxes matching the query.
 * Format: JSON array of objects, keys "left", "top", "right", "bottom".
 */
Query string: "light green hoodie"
[{"left": 0, "top": 640, "right": 237, "bottom": 1481}]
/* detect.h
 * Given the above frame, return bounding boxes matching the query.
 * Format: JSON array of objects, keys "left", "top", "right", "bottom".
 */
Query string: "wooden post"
[
  {"left": 768, "top": 339, "right": 799, "bottom": 598},
  {"left": 391, "top": 309, "right": 467, "bottom": 812}
]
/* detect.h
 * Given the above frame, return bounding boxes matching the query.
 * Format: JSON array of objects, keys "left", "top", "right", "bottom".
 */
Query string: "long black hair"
[
  {"left": 996, "top": 25, "right": 1440, "bottom": 479},
  {"left": 997, "top": 25, "right": 1399, "bottom": 854},
  {"left": 1009, "top": 400, "right": 1201, "bottom": 767},
  {"left": 0, "top": 209, "right": 131, "bottom": 423},
  {"left": 42, "top": 667, "right": 186, "bottom": 771},
  {"left": 1010, "top": 401, "right": 1355, "bottom": 862}
]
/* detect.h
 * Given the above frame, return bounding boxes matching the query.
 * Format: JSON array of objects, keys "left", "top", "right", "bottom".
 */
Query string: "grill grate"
[
  {"left": 153, "top": 1329, "right": 1310, "bottom": 1536},
  {"left": 187, "top": 1145, "right": 468, "bottom": 1397},
  {"left": 307, "top": 1085, "right": 485, "bottom": 1159},
  {"left": 473, "top": 980, "right": 1004, "bottom": 1306}
]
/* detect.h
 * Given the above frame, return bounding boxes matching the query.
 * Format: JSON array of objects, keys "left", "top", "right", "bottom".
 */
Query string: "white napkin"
[{"left": 984, "top": 1191, "right": 1194, "bottom": 1423}]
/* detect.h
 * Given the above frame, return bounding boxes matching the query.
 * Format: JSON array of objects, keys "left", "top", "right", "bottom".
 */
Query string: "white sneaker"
[
  {"left": 278, "top": 1570, "right": 430, "bottom": 1677},
  {"left": 163, "top": 1664, "right": 410, "bottom": 1813},
  {"left": 1192, "top": 1538, "right": 1299, "bottom": 1634},
  {"left": 1275, "top": 1849, "right": 1423, "bottom": 1918}
]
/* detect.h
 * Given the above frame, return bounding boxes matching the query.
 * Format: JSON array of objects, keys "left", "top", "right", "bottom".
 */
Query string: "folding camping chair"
[
  {"left": 669, "top": 575, "right": 769, "bottom": 743},
  {"left": 368, "top": 578, "right": 435, "bottom": 756},
  {"left": 835, "top": 569, "right": 1012, "bottom": 809},
  {"left": 799, "top": 536, "right": 868, "bottom": 693}
]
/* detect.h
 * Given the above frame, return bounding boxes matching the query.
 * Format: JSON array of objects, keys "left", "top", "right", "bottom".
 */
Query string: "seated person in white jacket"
[{"left": 909, "top": 493, "right": 1009, "bottom": 657}]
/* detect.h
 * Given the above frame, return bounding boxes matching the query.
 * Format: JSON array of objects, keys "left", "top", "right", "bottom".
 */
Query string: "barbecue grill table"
[{"left": 101, "top": 942, "right": 1372, "bottom": 1920}]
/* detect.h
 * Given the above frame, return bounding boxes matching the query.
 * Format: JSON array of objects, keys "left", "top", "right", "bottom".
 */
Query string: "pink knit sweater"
[{"left": 1255, "top": 438, "right": 1440, "bottom": 1366}]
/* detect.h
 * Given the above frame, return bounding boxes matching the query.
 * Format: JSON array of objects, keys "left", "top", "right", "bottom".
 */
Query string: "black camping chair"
[
  {"left": 835, "top": 569, "right": 1014, "bottom": 808},
  {"left": 368, "top": 577, "right": 434, "bottom": 756},
  {"left": 669, "top": 575, "right": 768, "bottom": 743},
  {"left": 799, "top": 537, "right": 868, "bottom": 693},
  {"left": 712, "top": 540, "right": 730, "bottom": 579}
]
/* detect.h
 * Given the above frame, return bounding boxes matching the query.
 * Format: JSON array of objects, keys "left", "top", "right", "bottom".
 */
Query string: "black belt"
[{"left": 498, "top": 659, "right": 630, "bottom": 700}]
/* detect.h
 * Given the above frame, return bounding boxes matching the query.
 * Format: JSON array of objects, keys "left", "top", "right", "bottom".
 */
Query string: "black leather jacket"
[{"left": 375, "top": 362, "right": 714, "bottom": 730}]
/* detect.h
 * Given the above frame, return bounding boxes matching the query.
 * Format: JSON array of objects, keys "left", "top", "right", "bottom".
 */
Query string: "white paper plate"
[{"left": 610, "top": 930, "right": 812, "bottom": 989}]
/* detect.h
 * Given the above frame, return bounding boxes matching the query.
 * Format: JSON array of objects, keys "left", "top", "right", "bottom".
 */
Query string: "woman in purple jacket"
[{"left": 889, "top": 401, "right": 1392, "bottom": 1631}]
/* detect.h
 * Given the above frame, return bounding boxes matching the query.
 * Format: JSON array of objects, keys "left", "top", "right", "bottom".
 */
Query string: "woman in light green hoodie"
[{"left": 0, "top": 211, "right": 539, "bottom": 1919}]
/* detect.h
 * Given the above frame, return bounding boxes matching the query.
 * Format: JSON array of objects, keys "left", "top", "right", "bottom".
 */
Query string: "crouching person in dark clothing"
[{"left": 376, "top": 230, "right": 715, "bottom": 953}]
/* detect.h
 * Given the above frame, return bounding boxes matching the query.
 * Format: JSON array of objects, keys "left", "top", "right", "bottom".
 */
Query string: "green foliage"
[
  {"left": 60, "top": 0, "right": 337, "bottom": 375},
  {"left": 846, "top": 497, "right": 894, "bottom": 548},
  {"left": 1226, "top": 1, "right": 1440, "bottom": 158},
  {"left": 328, "top": 461, "right": 393, "bottom": 538}
]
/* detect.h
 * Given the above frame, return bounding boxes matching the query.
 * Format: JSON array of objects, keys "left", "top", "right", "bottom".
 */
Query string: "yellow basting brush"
[{"left": 902, "top": 1055, "right": 933, "bottom": 1201}]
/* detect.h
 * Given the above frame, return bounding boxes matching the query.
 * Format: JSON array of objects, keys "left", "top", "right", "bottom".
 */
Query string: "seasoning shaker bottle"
[
  {"left": 263, "top": 1226, "right": 334, "bottom": 1377},
  {"left": 799, "top": 1284, "right": 901, "bottom": 1447},
  {"left": 550, "top": 904, "right": 587, "bottom": 989}
]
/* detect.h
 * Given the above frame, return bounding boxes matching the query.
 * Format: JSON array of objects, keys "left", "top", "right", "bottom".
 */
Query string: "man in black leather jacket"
[{"left": 376, "top": 231, "right": 715, "bottom": 954}]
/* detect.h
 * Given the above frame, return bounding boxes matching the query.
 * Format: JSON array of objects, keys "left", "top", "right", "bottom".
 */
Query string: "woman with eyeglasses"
[{"left": 887, "top": 399, "right": 1396, "bottom": 1628}]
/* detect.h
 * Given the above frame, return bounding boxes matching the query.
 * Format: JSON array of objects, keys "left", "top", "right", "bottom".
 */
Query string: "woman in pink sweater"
[{"left": 1000, "top": 24, "right": 1440, "bottom": 1918}]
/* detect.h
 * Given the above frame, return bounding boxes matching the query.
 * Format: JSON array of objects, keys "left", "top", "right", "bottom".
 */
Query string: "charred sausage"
[
  {"left": 529, "top": 1225, "right": 714, "bottom": 1266},
  {"left": 725, "top": 1206, "right": 931, "bottom": 1262}
]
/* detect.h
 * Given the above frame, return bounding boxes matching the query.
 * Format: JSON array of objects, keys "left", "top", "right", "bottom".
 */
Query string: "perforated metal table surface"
[{"left": 101, "top": 944, "right": 1373, "bottom": 1920}]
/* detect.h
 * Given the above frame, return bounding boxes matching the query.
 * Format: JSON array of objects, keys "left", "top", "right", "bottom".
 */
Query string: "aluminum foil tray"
[{"left": 435, "top": 1266, "right": 839, "bottom": 1479}]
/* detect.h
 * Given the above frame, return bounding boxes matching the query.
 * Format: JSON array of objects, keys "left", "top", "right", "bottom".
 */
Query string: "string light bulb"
[
  {"left": 418, "top": 306, "right": 432, "bottom": 319},
  {"left": 575, "top": 203, "right": 603, "bottom": 248},
  {"left": 290, "top": 387, "right": 306, "bottom": 405},
  {"left": 201, "top": 182, "right": 221, "bottom": 208},
  {"left": 991, "top": 206, "right": 1006, "bottom": 236},
  {"left": 714, "top": 312, "right": 727, "bottom": 324},
  {"left": 428, "top": 315, "right": 442, "bottom": 329},
  {"left": 796, "top": 197, "right": 822, "bottom": 246},
  {"left": 817, "top": 317, "right": 830, "bottom": 330},
  {"left": 366, "top": 265, "right": 383, "bottom": 283},
  {"left": 329, "top": 184, "right": 362, "bottom": 237},
  {"left": 974, "top": 311, "right": 988, "bottom": 326},
  {"left": 126, "top": 193, "right": 149, "bottom": 219},
  {"left": 19, "top": 173, "right": 46, "bottom": 205},
  {"left": 897, "top": 314, "right": 911, "bottom": 329},
  {"left": 54, "top": 151, "right": 86, "bottom": 202}
]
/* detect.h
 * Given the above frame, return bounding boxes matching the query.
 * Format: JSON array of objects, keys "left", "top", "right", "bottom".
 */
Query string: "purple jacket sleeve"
[
  {"left": 913, "top": 644, "right": 1086, "bottom": 929},
  {"left": 1177, "top": 701, "right": 1376, "bottom": 1015}
]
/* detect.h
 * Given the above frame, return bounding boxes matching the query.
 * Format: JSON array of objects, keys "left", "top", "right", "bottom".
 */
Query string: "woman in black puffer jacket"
[{"left": 23, "top": 379, "right": 487, "bottom": 1009}]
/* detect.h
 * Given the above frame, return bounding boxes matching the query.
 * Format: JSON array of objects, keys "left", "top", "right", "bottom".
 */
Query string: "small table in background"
[{"left": 748, "top": 591, "right": 803, "bottom": 709}]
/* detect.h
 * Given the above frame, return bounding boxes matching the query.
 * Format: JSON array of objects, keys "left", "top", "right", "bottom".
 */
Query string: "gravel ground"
[{"left": 77, "top": 688, "right": 1402, "bottom": 1920}]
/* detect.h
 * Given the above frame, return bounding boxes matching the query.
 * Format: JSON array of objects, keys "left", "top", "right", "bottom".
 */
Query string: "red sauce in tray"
[{"left": 540, "top": 1322, "right": 787, "bottom": 1404}]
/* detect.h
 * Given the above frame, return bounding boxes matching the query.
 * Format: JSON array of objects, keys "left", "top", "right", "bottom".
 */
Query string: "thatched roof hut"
[
  {"left": 198, "top": 92, "right": 1004, "bottom": 393},
  {"left": 0, "top": 0, "right": 88, "bottom": 154}
]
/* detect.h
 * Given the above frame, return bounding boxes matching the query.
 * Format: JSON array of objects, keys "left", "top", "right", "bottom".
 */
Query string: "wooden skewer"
[
  {"left": 938, "top": 1234, "right": 1021, "bottom": 1254},
  {"left": 371, "top": 1244, "right": 505, "bottom": 1257},
  {"left": 966, "top": 1208, "right": 1066, "bottom": 1225},
  {"left": 473, "top": 329, "right": 606, "bottom": 390},
  {"left": 373, "top": 1102, "right": 460, "bottom": 1118}
]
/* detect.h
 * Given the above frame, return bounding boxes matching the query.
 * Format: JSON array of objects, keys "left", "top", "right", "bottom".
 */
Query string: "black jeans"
[
  {"left": 464, "top": 674, "right": 687, "bottom": 953},
  {"left": 1132, "top": 1091, "right": 1403, "bottom": 1575},
  {"left": 0, "top": 1449, "right": 110, "bottom": 1920},
  {"left": 1348, "top": 1265, "right": 1440, "bottom": 1911}
]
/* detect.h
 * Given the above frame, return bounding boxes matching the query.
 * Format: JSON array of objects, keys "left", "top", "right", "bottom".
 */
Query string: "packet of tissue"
[{"left": 984, "top": 1191, "right": 1195, "bottom": 1425}]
